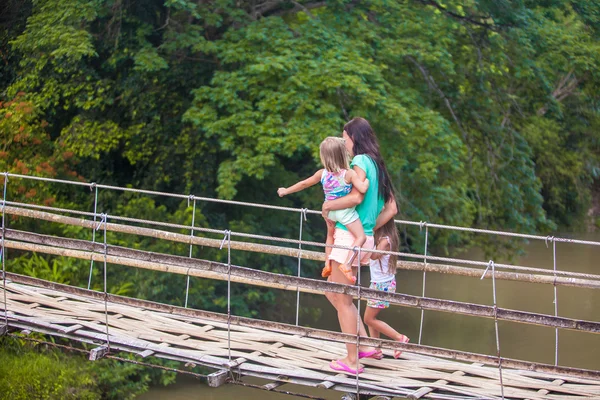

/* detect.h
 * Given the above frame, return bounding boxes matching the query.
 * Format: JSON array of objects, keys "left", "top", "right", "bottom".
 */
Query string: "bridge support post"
[
  {"left": 0, "top": 323, "right": 7, "bottom": 336},
  {"left": 207, "top": 370, "right": 228, "bottom": 388},
  {"left": 89, "top": 345, "right": 109, "bottom": 361},
  {"left": 341, "top": 394, "right": 377, "bottom": 400}
]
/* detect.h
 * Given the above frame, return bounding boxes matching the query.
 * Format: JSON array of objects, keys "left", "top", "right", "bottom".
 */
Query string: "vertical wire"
[
  {"left": 87, "top": 184, "right": 98, "bottom": 290},
  {"left": 355, "top": 246, "right": 362, "bottom": 396},
  {"left": 552, "top": 239, "right": 559, "bottom": 365},
  {"left": 418, "top": 222, "right": 428, "bottom": 345},
  {"left": 100, "top": 213, "right": 110, "bottom": 351},
  {"left": 225, "top": 230, "right": 232, "bottom": 362},
  {"left": 295, "top": 209, "right": 306, "bottom": 326},
  {"left": 185, "top": 196, "right": 196, "bottom": 308},
  {"left": 1, "top": 173, "right": 9, "bottom": 329},
  {"left": 490, "top": 260, "right": 504, "bottom": 399}
]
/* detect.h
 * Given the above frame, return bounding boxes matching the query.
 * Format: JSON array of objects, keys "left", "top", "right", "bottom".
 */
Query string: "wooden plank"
[
  {"left": 529, "top": 379, "right": 565, "bottom": 399},
  {"left": 3, "top": 280, "right": 600, "bottom": 400},
  {"left": 89, "top": 345, "right": 109, "bottom": 361},
  {"left": 207, "top": 370, "right": 228, "bottom": 387},
  {"left": 137, "top": 349, "right": 154, "bottom": 358},
  {"left": 6, "top": 212, "right": 600, "bottom": 290},
  {"left": 6, "top": 236, "right": 600, "bottom": 336}
]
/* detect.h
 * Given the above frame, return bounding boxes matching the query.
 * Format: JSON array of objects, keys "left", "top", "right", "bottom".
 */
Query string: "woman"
[{"left": 322, "top": 117, "right": 398, "bottom": 374}]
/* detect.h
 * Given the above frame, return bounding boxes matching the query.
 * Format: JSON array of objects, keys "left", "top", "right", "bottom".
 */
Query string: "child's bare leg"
[
  {"left": 364, "top": 307, "right": 381, "bottom": 339},
  {"left": 362, "top": 306, "right": 384, "bottom": 359},
  {"left": 337, "top": 219, "right": 366, "bottom": 283},
  {"left": 364, "top": 306, "right": 409, "bottom": 358},
  {"left": 322, "top": 223, "right": 335, "bottom": 278}
]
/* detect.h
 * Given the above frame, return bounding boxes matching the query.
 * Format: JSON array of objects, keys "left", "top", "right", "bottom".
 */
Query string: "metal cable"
[
  {"left": 87, "top": 183, "right": 99, "bottom": 290},
  {"left": 9, "top": 334, "right": 209, "bottom": 377},
  {"left": 9, "top": 333, "right": 328, "bottom": 399},
  {"left": 418, "top": 222, "right": 428, "bottom": 345},
  {"left": 355, "top": 246, "right": 362, "bottom": 396},
  {"left": 295, "top": 209, "right": 307, "bottom": 326},
  {"left": 5, "top": 172, "right": 600, "bottom": 247},
  {"left": 220, "top": 229, "right": 232, "bottom": 362},
  {"left": 393, "top": 217, "right": 600, "bottom": 247},
  {"left": 552, "top": 238, "right": 559, "bottom": 366},
  {"left": 482, "top": 261, "right": 505, "bottom": 399},
  {"left": 2, "top": 173, "right": 314, "bottom": 214},
  {"left": 185, "top": 195, "right": 196, "bottom": 308},
  {"left": 1, "top": 173, "right": 8, "bottom": 330},
  {"left": 99, "top": 213, "right": 110, "bottom": 352},
  {"left": 7, "top": 199, "right": 600, "bottom": 282}
]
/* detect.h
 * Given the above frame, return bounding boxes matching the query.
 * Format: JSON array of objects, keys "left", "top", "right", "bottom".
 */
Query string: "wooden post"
[
  {"left": 0, "top": 323, "right": 7, "bottom": 336},
  {"left": 89, "top": 345, "right": 109, "bottom": 361},
  {"left": 137, "top": 349, "right": 154, "bottom": 358},
  {"left": 207, "top": 370, "right": 229, "bottom": 388},
  {"left": 262, "top": 381, "right": 285, "bottom": 391},
  {"left": 340, "top": 394, "right": 373, "bottom": 400}
]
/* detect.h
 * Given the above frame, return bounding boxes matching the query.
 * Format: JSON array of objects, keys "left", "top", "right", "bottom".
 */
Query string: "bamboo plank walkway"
[{"left": 2, "top": 279, "right": 600, "bottom": 400}]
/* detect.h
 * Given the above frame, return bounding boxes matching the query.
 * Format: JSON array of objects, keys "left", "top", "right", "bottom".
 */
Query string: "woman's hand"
[
  {"left": 277, "top": 187, "right": 287, "bottom": 197},
  {"left": 323, "top": 213, "right": 336, "bottom": 230}
]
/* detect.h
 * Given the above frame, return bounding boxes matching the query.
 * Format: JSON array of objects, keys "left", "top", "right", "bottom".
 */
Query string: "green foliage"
[
  {"left": 0, "top": 337, "right": 99, "bottom": 400},
  {"left": 8, "top": 253, "right": 77, "bottom": 284},
  {"left": 87, "top": 353, "right": 176, "bottom": 400},
  {"left": 1, "top": 0, "right": 600, "bottom": 394},
  {"left": 0, "top": 336, "right": 177, "bottom": 400}
]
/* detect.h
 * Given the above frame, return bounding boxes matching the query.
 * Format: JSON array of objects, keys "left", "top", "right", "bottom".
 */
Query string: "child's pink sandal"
[
  {"left": 393, "top": 334, "right": 410, "bottom": 359},
  {"left": 321, "top": 259, "right": 332, "bottom": 278},
  {"left": 338, "top": 263, "right": 356, "bottom": 283}
]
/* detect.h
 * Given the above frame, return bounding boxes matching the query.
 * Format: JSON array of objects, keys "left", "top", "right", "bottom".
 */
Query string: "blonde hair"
[
  {"left": 319, "top": 137, "right": 350, "bottom": 172},
  {"left": 375, "top": 218, "right": 399, "bottom": 275}
]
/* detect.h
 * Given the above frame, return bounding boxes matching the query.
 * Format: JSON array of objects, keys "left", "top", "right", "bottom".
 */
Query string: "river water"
[{"left": 138, "top": 232, "right": 600, "bottom": 399}]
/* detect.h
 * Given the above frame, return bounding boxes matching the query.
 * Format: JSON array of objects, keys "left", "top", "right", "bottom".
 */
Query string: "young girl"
[
  {"left": 363, "top": 218, "right": 410, "bottom": 359},
  {"left": 277, "top": 137, "right": 369, "bottom": 283}
]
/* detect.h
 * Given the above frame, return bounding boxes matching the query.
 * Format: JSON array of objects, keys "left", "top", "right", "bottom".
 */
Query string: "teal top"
[{"left": 335, "top": 154, "right": 384, "bottom": 236}]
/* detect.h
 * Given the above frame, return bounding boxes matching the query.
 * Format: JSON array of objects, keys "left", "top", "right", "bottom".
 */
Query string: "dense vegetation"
[
  {"left": 1, "top": 0, "right": 599, "bottom": 397},
  {"left": 0, "top": 335, "right": 177, "bottom": 399}
]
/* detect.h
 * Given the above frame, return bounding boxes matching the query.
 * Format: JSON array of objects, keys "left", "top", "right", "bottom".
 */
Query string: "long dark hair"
[
  {"left": 375, "top": 218, "right": 399, "bottom": 274},
  {"left": 343, "top": 117, "right": 395, "bottom": 204}
]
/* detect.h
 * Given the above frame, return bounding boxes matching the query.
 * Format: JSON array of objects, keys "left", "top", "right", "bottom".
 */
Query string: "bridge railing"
[{"left": 2, "top": 172, "right": 600, "bottom": 396}]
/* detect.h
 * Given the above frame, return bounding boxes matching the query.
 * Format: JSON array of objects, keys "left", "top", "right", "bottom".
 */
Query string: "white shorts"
[{"left": 328, "top": 228, "right": 374, "bottom": 267}]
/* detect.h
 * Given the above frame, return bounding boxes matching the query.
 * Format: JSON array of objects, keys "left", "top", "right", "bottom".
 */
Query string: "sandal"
[
  {"left": 321, "top": 259, "right": 332, "bottom": 278},
  {"left": 329, "top": 359, "right": 364, "bottom": 374},
  {"left": 358, "top": 348, "right": 383, "bottom": 360},
  {"left": 338, "top": 263, "right": 356, "bottom": 283},
  {"left": 393, "top": 334, "right": 410, "bottom": 359}
]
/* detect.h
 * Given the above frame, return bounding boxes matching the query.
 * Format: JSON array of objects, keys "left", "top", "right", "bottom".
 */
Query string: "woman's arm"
[
  {"left": 374, "top": 196, "right": 398, "bottom": 231},
  {"left": 322, "top": 166, "right": 366, "bottom": 218},
  {"left": 278, "top": 169, "right": 323, "bottom": 197},
  {"left": 370, "top": 237, "right": 391, "bottom": 260}
]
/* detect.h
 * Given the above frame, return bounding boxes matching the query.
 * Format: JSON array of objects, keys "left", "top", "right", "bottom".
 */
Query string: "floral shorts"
[{"left": 367, "top": 279, "right": 396, "bottom": 309}]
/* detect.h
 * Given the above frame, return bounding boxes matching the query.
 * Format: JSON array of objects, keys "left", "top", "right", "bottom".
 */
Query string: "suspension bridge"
[{"left": 1, "top": 172, "right": 599, "bottom": 400}]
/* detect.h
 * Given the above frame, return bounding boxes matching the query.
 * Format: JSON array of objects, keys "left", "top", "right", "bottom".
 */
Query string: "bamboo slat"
[{"left": 2, "top": 280, "right": 600, "bottom": 400}]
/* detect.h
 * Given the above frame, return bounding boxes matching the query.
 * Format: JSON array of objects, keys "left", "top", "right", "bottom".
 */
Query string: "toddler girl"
[{"left": 278, "top": 137, "right": 369, "bottom": 283}]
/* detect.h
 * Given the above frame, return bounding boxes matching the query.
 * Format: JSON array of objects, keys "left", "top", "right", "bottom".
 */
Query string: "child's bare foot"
[
  {"left": 338, "top": 263, "right": 356, "bottom": 283},
  {"left": 393, "top": 334, "right": 410, "bottom": 359},
  {"left": 321, "top": 260, "right": 332, "bottom": 278}
]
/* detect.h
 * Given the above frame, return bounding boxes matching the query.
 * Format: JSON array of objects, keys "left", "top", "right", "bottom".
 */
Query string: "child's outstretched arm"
[
  {"left": 370, "top": 237, "right": 391, "bottom": 260},
  {"left": 346, "top": 169, "right": 369, "bottom": 193},
  {"left": 278, "top": 169, "right": 323, "bottom": 197}
]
